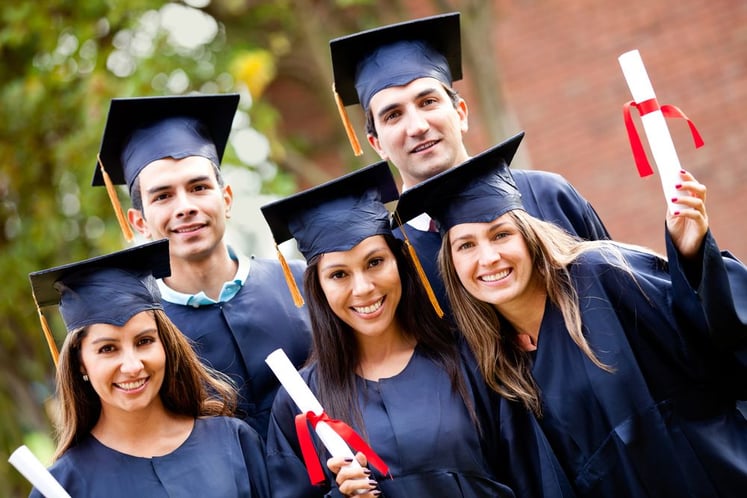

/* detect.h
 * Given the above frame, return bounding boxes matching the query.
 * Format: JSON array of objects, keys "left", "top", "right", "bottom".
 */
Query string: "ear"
[
  {"left": 128, "top": 208, "right": 151, "bottom": 239},
  {"left": 223, "top": 184, "right": 234, "bottom": 217},
  {"left": 457, "top": 97, "right": 469, "bottom": 134},
  {"left": 367, "top": 134, "right": 389, "bottom": 161}
]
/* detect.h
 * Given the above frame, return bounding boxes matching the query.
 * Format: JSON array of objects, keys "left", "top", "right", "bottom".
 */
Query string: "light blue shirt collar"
[{"left": 157, "top": 247, "right": 251, "bottom": 307}]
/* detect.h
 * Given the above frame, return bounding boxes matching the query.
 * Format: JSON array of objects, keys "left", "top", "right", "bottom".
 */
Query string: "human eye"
[
  {"left": 368, "top": 256, "right": 385, "bottom": 268},
  {"left": 192, "top": 183, "right": 212, "bottom": 192},
  {"left": 137, "top": 336, "right": 156, "bottom": 347},
  {"left": 97, "top": 344, "right": 116, "bottom": 354},
  {"left": 455, "top": 241, "right": 474, "bottom": 251},
  {"left": 328, "top": 270, "right": 347, "bottom": 280},
  {"left": 151, "top": 192, "right": 170, "bottom": 203}
]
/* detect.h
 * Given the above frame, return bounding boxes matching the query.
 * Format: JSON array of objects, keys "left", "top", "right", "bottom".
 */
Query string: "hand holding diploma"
[
  {"left": 618, "top": 49, "right": 704, "bottom": 213},
  {"left": 265, "top": 349, "right": 389, "bottom": 489},
  {"left": 8, "top": 445, "right": 71, "bottom": 498}
]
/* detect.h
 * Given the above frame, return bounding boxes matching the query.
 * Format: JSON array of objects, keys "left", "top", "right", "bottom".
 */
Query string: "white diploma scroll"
[
  {"left": 8, "top": 445, "right": 71, "bottom": 498},
  {"left": 618, "top": 49, "right": 683, "bottom": 213},
  {"left": 265, "top": 348, "right": 361, "bottom": 468}
]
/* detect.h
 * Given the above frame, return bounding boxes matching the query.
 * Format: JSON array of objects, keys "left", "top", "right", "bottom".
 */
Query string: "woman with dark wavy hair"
[
  {"left": 261, "top": 162, "right": 574, "bottom": 498},
  {"left": 395, "top": 134, "right": 747, "bottom": 498},
  {"left": 27, "top": 240, "right": 270, "bottom": 498}
]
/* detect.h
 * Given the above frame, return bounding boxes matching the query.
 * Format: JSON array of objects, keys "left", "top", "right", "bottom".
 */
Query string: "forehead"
[
  {"left": 367, "top": 77, "right": 450, "bottom": 113},
  {"left": 138, "top": 156, "right": 218, "bottom": 187}
]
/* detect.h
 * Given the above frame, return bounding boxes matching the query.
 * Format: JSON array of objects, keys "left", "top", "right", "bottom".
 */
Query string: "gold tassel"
[
  {"left": 38, "top": 309, "right": 59, "bottom": 368},
  {"left": 392, "top": 211, "right": 444, "bottom": 317},
  {"left": 97, "top": 154, "right": 134, "bottom": 242},
  {"left": 333, "top": 84, "right": 363, "bottom": 157},
  {"left": 276, "top": 246, "right": 305, "bottom": 307}
]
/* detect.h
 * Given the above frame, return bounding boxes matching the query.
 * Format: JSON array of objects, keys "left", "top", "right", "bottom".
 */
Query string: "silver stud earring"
[{"left": 82, "top": 374, "right": 89, "bottom": 382}]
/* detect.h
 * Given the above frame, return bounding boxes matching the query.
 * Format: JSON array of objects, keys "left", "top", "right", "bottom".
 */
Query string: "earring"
[{"left": 82, "top": 374, "right": 89, "bottom": 382}]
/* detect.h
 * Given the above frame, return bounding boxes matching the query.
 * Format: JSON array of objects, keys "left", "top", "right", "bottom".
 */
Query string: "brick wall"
[{"left": 481, "top": 0, "right": 747, "bottom": 257}]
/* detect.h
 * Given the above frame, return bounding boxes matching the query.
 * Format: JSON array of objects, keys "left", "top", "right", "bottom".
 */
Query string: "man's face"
[
  {"left": 367, "top": 77, "right": 470, "bottom": 189},
  {"left": 128, "top": 156, "right": 232, "bottom": 263}
]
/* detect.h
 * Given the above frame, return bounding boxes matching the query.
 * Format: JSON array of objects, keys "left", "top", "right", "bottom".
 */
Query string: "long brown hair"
[
  {"left": 440, "top": 210, "right": 617, "bottom": 416},
  {"left": 53, "top": 309, "right": 237, "bottom": 459},
  {"left": 304, "top": 234, "right": 475, "bottom": 434}
]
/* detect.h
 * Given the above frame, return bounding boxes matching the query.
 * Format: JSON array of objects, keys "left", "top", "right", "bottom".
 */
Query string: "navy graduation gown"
[
  {"left": 266, "top": 345, "right": 575, "bottom": 498},
  {"left": 527, "top": 231, "right": 747, "bottom": 497},
  {"left": 162, "top": 258, "right": 311, "bottom": 437},
  {"left": 397, "top": 169, "right": 610, "bottom": 315},
  {"left": 30, "top": 417, "right": 271, "bottom": 498}
]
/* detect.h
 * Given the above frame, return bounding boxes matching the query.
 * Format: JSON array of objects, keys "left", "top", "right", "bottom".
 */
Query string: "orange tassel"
[
  {"left": 38, "top": 309, "right": 59, "bottom": 368},
  {"left": 277, "top": 246, "right": 305, "bottom": 307},
  {"left": 333, "top": 84, "right": 363, "bottom": 157},
  {"left": 97, "top": 154, "right": 134, "bottom": 242}
]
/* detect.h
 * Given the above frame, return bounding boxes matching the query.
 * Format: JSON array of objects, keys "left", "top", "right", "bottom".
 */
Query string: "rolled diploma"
[
  {"left": 8, "top": 445, "right": 71, "bottom": 498},
  {"left": 618, "top": 49, "right": 683, "bottom": 213},
  {"left": 265, "top": 348, "right": 361, "bottom": 468}
]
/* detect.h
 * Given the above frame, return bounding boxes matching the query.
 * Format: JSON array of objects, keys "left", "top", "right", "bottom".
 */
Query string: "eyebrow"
[
  {"left": 451, "top": 221, "right": 512, "bottom": 242},
  {"left": 89, "top": 329, "right": 158, "bottom": 345},
  {"left": 376, "top": 87, "right": 439, "bottom": 120},
  {"left": 145, "top": 175, "right": 212, "bottom": 195}
]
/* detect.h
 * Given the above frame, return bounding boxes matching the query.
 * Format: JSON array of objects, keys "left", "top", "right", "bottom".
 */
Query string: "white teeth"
[
  {"left": 116, "top": 379, "right": 146, "bottom": 390},
  {"left": 353, "top": 298, "right": 383, "bottom": 314},
  {"left": 413, "top": 141, "right": 436, "bottom": 152},
  {"left": 481, "top": 269, "right": 510, "bottom": 282}
]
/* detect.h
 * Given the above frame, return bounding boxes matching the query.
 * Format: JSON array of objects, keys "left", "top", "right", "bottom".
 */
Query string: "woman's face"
[
  {"left": 317, "top": 235, "right": 403, "bottom": 340},
  {"left": 79, "top": 310, "right": 166, "bottom": 417},
  {"left": 449, "top": 213, "right": 537, "bottom": 311}
]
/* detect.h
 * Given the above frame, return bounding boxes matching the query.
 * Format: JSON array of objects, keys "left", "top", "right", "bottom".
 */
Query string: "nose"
[
  {"left": 477, "top": 241, "right": 500, "bottom": 266},
  {"left": 405, "top": 108, "right": 429, "bottom": 137},
  {"left": 351, "top": 271, "right": 375, "bottom": 297},
  {"left": 174, "top": 190, "right": 198, "bottom": 218},
  {"left": 120, "top": 348, "right": 144, "bottom": 376}
]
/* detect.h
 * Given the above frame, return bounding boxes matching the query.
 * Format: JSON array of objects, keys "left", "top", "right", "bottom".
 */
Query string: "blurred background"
[{"left": 1, "top": 0, "right": 744, "bottom": 495}]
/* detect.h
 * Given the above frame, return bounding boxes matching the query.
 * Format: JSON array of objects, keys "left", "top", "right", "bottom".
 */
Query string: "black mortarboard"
[
  {"left": 329, "top": 12, "right": 462, "bottom": 155},
  {"left": 92, "top": 94, "right": 239, "bottom": 241},
  {"left": 29, "top": 239, "right": 171, "bottom": 366},
  {"left": 262, "top": 161, "right": 398, "bottom": 261},
  {"left": 93, "top": 93, "right": 239, "bottom": 189},
  {"left": 394, "top": 132, "right": 526, "bottom": 235}
]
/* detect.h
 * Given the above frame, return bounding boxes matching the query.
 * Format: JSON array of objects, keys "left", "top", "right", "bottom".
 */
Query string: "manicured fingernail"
[
  {"left": 368, "top": 479, "right": 378, "bottom": 487},
  {"left": 372, "top": 491, "right": 382, "bottom": 496},
  {"left": 674, "top": 184, "right": 682, "bottom": 189},
  {"left": 673, "top": 211, "right": 680, "bottom": 216},
  {"left": 344, "top": 457, "right": 354, "bottom": 462},
  {"left": 362, "top": 469, "right": 371, "bottom": 475},
  {"left": 671, "top": 197, "right": 678, "bottom": 203},
  {"left": 680, "top": 170, "right": 687, "bottom": 174}
]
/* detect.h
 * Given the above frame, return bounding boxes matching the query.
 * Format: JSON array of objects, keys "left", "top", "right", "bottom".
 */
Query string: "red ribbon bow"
[
  {"left": 622, "top": 98, "right": 704, "bottom": 177},
  {"left": 295, "top": 411, "right": 390, "bottom": 485}
]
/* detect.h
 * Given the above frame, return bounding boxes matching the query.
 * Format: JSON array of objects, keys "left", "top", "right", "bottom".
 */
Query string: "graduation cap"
[
  {"left": 394, "top": 131, "right": 526, "bottom": 236},
  {"left": 260, "top": 161, "right": 397, "bottom": 307},
  {"left": 93, "top": 93, "right": 240, "bottom": 241},
  {"left": 329, "top": 12, "right": 462, "bottom": 155},
  {"left": 262, "top": 161, "right": 444, "bottom": 316},
  {"left": 28, "top": 239, "right": 171, "bottom": 367}
]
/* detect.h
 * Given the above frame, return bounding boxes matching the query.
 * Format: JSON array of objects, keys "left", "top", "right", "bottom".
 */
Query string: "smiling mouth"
[
  {"left": 115, "top": 379, "right": 147, "bottom": 391},
  {"left": 352, "top": 297, "right": 384, "bottom": 314},
  {"left": 411, "top": 140, "right": 439, "bottom": 153},
  {"left": 479, "top": 269, "right": 511, "bottom": 282},
  {"left": 172, "top": 224, "right": 204, "bottom": 234}
]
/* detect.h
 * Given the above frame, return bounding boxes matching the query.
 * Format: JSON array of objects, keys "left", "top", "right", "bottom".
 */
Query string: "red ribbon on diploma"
[
  {"left": 295, "top": 411, "right": 390, "bottom": 485},
  {"left": 623, "top": 98, "right": 705, "bottom": 177}
]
